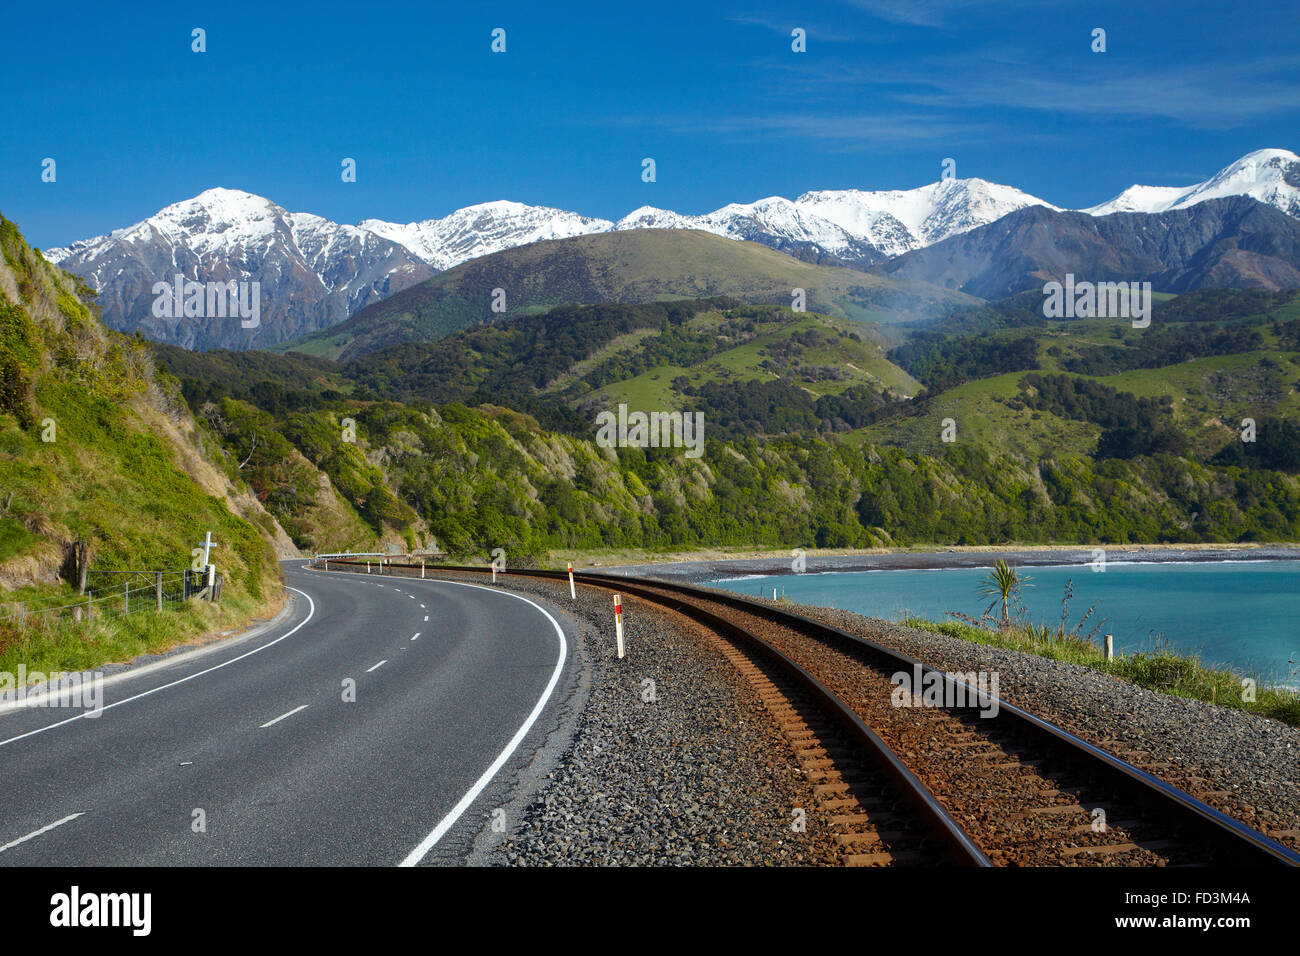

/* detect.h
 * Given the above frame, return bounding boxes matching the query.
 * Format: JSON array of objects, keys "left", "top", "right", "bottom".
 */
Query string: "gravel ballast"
[
  {"left": 454, "top": 574, "right": 840, "bottom": 866},
  {"left": 763, "top": 597, "right": 1300, "bottom": 846}
]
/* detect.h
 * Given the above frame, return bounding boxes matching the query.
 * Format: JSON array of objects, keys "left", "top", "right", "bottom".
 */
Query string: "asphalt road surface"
[{"left": 0, "top": 561, "right": 569, "bottom": 865}]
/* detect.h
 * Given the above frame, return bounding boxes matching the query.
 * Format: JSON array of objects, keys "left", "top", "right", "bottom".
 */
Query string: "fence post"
[
  {"left": 76, "top": 541, "right": 89, "bottom": 594},
  {"left": 156, "top": 572, "right": 163, "bottom": 611},
  {"left": 124, "top": 579, "right": 129, "bottom": 615},
  {"left": 87, "top": 590, "right": 93, "bottom": 621}
]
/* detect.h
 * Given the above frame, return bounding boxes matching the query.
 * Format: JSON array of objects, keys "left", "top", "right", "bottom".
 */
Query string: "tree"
[{"left": 978, "top": 560, "right": 1030, "bottom": 626}]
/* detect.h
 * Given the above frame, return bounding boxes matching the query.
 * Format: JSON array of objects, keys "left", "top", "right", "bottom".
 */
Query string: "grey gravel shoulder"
[{"left": 457, "top": 575, "right": 840, "bottom": 866}]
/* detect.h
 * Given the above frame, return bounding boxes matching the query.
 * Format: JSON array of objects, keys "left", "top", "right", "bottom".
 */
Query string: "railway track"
[{"left": 318, "top": 558, "right": 1300, "bottom": 868}]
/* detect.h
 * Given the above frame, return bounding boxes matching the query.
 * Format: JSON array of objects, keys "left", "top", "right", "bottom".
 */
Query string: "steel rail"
[{"left": 324, "top": 559, "right": 1300, "bottom": 867}]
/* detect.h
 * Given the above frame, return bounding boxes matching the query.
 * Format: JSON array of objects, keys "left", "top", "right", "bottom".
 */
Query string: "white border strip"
[{"left": 399, "top": 579, "right": 568, "bottom": 867}]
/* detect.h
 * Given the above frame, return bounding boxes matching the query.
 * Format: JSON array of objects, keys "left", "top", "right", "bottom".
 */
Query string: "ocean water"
[{"left": 710, "top": 560, "right": 1300, "bottom": 685}]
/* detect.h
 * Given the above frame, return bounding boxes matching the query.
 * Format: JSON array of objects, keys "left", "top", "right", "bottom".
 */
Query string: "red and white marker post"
[
  {"left": 567, "top": 561, "right": 576, "bottom": 599},
  {"left": 613, "top": 594, "right": 625, "bottom": 659}
]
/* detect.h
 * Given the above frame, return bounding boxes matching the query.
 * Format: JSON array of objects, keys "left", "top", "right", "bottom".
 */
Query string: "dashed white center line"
[
  {"left": 0, "top": 812, "right": 85, "bottom": 854},
  {"left": 419, "top": 604, "right": 425, "bottom": 609},
  {"left": 410, "top": 633, "right": 420, "bottom": 641},
  {"left": 423, "top": 615, "right": 428, "bottom": 622},
  {"left": 367, "top": 660, "right": 388, "bottom": 672},
  {"left": 260, "top": 704, "right": 309, "bottom": 728}
]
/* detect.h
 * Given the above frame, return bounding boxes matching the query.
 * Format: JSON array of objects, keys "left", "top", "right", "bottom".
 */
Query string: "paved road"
[{"left": 0, "top": 561, "right": 569, "bottom": 865}]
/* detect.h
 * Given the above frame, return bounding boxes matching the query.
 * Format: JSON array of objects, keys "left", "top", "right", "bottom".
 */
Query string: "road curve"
[{"left": 0, "top": 561, "right": 569, "bottom": 865}]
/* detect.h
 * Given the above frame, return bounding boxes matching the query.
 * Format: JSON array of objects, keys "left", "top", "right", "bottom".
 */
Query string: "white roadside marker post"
[
  {"left": 421, "top": 559, "right": 425, "bottom": 579},
  {"left": 567, "top": 561, "right": 576, "bottom": 600},
  {"left": 366, "top": 561, "right": 370, "bottom": 574},
  {"left": 614, "top": 594, "right": 625, "bottom": 659},
  {"left": 1104, "top": 634, "right": 1114, "bottom": 661},
  {"left": 492, "top": 565, "right": 497, "bottom": 584}
]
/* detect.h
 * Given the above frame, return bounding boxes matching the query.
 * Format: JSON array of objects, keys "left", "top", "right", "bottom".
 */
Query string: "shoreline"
[{"left": 600, "top": 543, "right": 1300, "bottom": 584}]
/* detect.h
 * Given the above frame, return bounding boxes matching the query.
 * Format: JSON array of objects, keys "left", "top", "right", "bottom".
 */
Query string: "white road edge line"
[
  {"left": 399, "top": 582, "right": 568, "bottom": 867},
  {"left": 259, "top": 704, "right": 308, "bottom": 728},
  {"left": 0, "top": 812, "right": 85, "bottom": 854},
  {"left": 366, "top": 660, "right": 387, "bottom": 672},
  {"left": 0, "top": 588, "right": 317, "bottom": 750}
]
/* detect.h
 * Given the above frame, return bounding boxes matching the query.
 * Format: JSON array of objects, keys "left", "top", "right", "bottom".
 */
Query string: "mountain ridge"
[
  {"left": 40, "top": 148, "right": 1300, "bottom": 351},
  {"left": 872, "top": 196, "right": 1300, "bottom": 299}
]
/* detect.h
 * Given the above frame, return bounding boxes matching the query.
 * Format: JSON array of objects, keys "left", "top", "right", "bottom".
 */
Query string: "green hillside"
[
  {"left": 0, "top": 215, "right": 289, "bottom": 673},
  {"left": 866, "top": 289, "right": 1300, "bottom": 458},
  {"left": 337, "top": 300, "right": 920, "bottom": 438},
  {"left": 147, "top": 284, "right": 1300, "bottom": 560},
  {"left": 274, "top": 229, "right": 977, "bottom": 361}
]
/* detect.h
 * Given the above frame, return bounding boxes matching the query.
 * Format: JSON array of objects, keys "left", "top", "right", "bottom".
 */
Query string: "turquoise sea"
[{"left": 710, "top": 560, "right": 1300, "bottom": 685}]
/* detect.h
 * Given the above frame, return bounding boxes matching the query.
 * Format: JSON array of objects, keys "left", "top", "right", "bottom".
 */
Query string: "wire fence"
[{"left": 1, "top": 569, "right": 214, "bottom": 632}]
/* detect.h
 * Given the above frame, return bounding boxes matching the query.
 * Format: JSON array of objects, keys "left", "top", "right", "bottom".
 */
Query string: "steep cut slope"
[{"left": 0, "top": 213, "right": 293, "bottom": 608}]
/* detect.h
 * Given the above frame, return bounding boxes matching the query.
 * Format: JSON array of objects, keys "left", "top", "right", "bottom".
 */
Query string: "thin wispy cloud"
[
  {"left": 889, "top": 56, "right": 1300, "bottom": 128},
  {"left": 845, "top": 0, "right": 1073, "bottom": 28},
  {"left": 759, "top": 46, "right": 1300, "bottom": 129},
  {"left": 726, "top": 12, "right": 859, "bottom": 44},
  {"left": 581, "top": 109, "right": 1020, "bottom": 152}
]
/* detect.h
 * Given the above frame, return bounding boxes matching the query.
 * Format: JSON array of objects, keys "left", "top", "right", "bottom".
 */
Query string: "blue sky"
[{"left": 3, "top": 0, "right": 1297, "bottom": 250}]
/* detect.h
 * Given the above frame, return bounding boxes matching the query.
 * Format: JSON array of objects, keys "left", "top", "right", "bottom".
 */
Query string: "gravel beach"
[{"left": 606, "top": 544, "right": 1300, "bottom": 583}]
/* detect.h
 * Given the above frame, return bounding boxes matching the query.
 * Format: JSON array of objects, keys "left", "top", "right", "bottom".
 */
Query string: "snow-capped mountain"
[
  {"left": 1084, "top": 149, "right": 1300, "bottom": 218},
  {"left": 610, "top": 180, "right": 1055, "bottom": 263},
  {"left": 797, "top": 178, "right": 1061, "bottom": 255},
  {"left": 614, "top": 196, "right": 895, "bottom": 263},
  {"left": 359, "top": 200, "right": 612, "bottom": 271},
  {"left": 40, "top": 149, "right": 1300, "bottom": 350},
  {"left": 43, "top": 189, "right": 437, "bottom": 350}
]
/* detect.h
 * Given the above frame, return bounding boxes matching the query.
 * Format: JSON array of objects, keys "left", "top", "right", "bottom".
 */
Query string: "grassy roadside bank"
[{"left": 0, "top": 586, "right": 285, "bottom": 680}]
